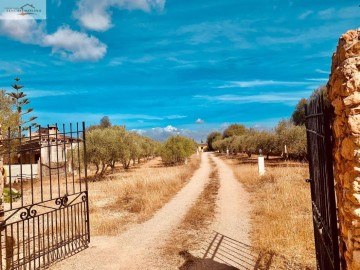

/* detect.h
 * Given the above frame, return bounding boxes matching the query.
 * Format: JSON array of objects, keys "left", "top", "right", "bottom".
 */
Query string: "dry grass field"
[
  {"left": 9, "top": 155, "right": 201, "bottom": 238},
  {"left": 224, "top": 154, "right": 316, "bottom": 269},
  {"left": 90, "top": 154, "right": 201, "bottom": 236}
]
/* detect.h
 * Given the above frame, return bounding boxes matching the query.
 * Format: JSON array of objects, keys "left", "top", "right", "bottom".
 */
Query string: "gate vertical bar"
[
  {"left": 82, "top": 122, "right": 90, "bottom": 242},
  {"left": 305, "top": 103, "right": 319, "bottom": 269},
  {"left": 323, "top": 96, "right": 340, "bottom": 270},
  {"left": 305, "top": 94, "right": 340, "bottom": 270},
  {"left": 0, "top": 123, "right": 90, "bottom": 269}
]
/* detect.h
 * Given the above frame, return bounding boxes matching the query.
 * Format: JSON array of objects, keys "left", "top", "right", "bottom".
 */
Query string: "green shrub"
[
  {"left": 3, "top": 187, "right": 21, "bottom": 203},
  {"left": 160, "top": 135, "right": 197, "bottom": 165}
]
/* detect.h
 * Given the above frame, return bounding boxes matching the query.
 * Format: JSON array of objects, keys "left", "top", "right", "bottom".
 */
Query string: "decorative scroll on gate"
[
  {"left": 305, "top": 95, "right": 340, "bottom": 270},
  {"left": 0, "top": 122, "right": 89, "bottom": 269}
]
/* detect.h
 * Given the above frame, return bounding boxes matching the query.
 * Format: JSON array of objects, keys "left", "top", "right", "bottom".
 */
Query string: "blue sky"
[{"left": 0, "top": 0, "right": 359, "bottom": 141}]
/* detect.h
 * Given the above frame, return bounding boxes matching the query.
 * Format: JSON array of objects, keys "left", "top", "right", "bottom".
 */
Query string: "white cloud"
[
  {"left": 337, "top": 7, "right": 360, "bottom": 19},
  {"left": 166, "top": 115, "right": 187, "bottom": 120},
  {"left": 74, "top": 0, "right": 166, "bottom": 31},
  {"left": 135, "top": 125, "right": 181, "bottom": 141},
  {"left": 25, "top": 89, "right": 88, "bottom": 98},
  {"left": 177, "top": 21, "right": 254, "bottom": 48},
  {"left": 194, "top": 92, "right": 311, "bottom": 106},
  {"left": 112, "top": 114, "right": 162, "bottom": 120},
  {"left": 317, "top": 7, "right": 359, "bottom": 20},
  {"left": 318, "top": 8, "right": 335, "bottom": 19},
  {"left": 109, "top": 58, "right": 124, "bottom": 66},
  {"left": 256, "top": 22, "right": 351, "bottom": 45},
  {"left": 218, "top": 80, "right": 311, "bottom": 88},
  {"left": 306, "top": 78, "right": 328, "bottom": 82},
  {"left": 35, "top": 112, "right": 185, "bottom": 124},
  {"left": 163, "top": 125, "right": 178, "bottom": 132},
  {"left": 43, "top": 26, "right": 107, "bottom": 61},
  {"left": 52, "top": 0, "right": 62, "bottom": 7},
  {"left": 315, "top": 69, "right": 329, "bottom": 74},
  {"left": 134, "top": 125, "right": 207, "bottom": 142},
  {"left": 109, "top": 56, "right": 156, "bottom": 66},
  {"left": 0, "top": 12, "right": 45, "bottom": 43},
  {"left": 298, "top": 10, "right": 313, "bottom": 20},
  {"left": 0, "top": 14, "right": 107, "bottom": 61},
  {"left": 195, "top": 118, "right": 204, "bottom": 124},
  {"left": 0, "top": 61, "right": 23, "bottom": 77}
]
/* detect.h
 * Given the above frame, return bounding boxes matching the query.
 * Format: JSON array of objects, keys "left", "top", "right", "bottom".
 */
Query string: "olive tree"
[
  {"left": 223, "top": 124, "right": 247, "bottom": 138},
  {"left": 160, "top": 135, "right": 197, "bottom": 165},
  {"left": 207, "top": 131, "right": 222, "bottom": 151}
]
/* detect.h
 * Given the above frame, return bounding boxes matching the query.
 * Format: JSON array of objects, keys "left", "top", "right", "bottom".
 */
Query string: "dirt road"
[
  {"left": 54, "top": 153, "right": 212, "bottom": 270},
  {"left": 200, "top": 155, "right": 254, "bottom": 269},
  {"left": 53, "top": 153, "right": 252, "bottom": 270}
]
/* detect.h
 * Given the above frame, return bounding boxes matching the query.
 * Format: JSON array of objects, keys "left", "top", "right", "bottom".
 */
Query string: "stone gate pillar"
[
  {"left": 328, "top": 29, "right": 360, "bottom": 269},
  {"left": 0, "top": 125, "right": 4, "bottom": 268}
]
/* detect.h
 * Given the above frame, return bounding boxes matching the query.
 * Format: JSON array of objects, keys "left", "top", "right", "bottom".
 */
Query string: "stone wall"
[
  {"left": 0, "top": 125, "right": 3, "bottom": 208},
  {"left": 0, "top": 125, "right": 4, "bottom": 268},
  {"left": 328, "top": 29, "right": 360, "bottom": 269}
]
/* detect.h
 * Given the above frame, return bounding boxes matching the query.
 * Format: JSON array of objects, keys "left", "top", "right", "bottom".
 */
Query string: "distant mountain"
[{"left": 133, "top": 125, "right": 209, "bottom": 143}]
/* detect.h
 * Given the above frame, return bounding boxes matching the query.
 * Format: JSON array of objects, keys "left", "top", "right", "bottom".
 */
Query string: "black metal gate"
[
  {"left": 0, "top": 123, "right": 89, "bottom": 269},
  {"left": 305, "top": 95, "right": 340, "bottom": 270}
]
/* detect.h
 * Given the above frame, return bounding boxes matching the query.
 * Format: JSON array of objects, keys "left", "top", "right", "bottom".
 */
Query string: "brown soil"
[
  {"left": 52, "top": 153, "right": 212, "bottom": 270},
  {"left": 53, "top": 153, "right": 254, "bottom": 269}
]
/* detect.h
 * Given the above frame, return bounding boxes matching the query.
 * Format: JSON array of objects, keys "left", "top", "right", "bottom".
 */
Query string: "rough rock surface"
[{"left": 328, "top": 29, "right": 360, "bottom": 269}]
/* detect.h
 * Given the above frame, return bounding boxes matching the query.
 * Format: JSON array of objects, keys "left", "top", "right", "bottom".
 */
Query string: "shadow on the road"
[{"left": 179, "top": 231, "right": 275, "bottom": 270}]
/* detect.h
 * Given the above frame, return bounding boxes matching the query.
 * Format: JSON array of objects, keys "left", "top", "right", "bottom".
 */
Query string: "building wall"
[
  {"left": 3, "top": 164, "right": 39, "bottom": 184},
  {"left": 40, "top": 142, "right": 67, "bottom": 164}
]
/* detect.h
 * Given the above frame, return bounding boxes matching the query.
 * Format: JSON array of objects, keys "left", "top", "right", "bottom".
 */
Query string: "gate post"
[
  {"left": 0, "top": 124, "right": 4, "bottom": 268},
  {"left": 328, "top": 29, "right": 360, "bottom": 269}
]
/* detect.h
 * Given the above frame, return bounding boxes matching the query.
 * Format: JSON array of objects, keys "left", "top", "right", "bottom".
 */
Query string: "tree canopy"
[
  {"left": 100, "top": 116, "right": 111, "bottom": 128},
  {"left": 291, "top": 98, "right": 307, "bottom": 126},
  {"left": 206, "top": 131, "right": 222, "bottom": 151},
  {"left": 160, "top": 135, "right": 197, "bottom": 165},
  {"left": 0, "top": 90, "right": 16, "bottom": 131},
  {"left": 83, "top": 125, "right": 159, "bottom": 175},
  {"left": 223, "top": 124, "right": 247, "bottom": 138},
  {"left": 0, "top": 78, "right": 37, "bottom": 134}
]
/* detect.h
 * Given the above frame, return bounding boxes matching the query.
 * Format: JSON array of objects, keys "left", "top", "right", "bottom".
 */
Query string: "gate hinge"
[{"left": 306, "top": 179, "right": 312, "bottom": 183}]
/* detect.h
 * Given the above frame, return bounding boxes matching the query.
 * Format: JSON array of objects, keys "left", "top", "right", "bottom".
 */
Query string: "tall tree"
[
  {"left": 7, "top": 78, "right": 37, "bottom": 130},
  {"left": 207, "top": 131, "right": 221, "bottom": 151},
  {"left": 0, "top": 90, "right": 17, "bottom": 131},
  {"left": 310, "top": 85, "right": 327, "bottom": 101},
  {"left": 100, "top": 116, "right": 111, "bottom": 128},
  {"left": 291, "top": 98, "right": 307, "bottom": 126}
]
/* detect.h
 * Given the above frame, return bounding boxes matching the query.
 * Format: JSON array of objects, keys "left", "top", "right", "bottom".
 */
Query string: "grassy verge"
[
  {"left": 90, "top": 154, "right": 201, "bottom": 236},
  {"left": 224, "top": 155, "right": 316, "bottom": 269},
  {"left": 161, "top": 157, "right": 220, "bottom": 267}
]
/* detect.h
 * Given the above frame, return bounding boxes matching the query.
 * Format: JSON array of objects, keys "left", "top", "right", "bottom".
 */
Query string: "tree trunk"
[
  {"left": 95, "top": 163, "right": 99, "bottom": 175},
  {"left": 126, "top": 160, "right": 131, "bottom": 169},
  {"left": 0, "top": 125, "right": 13, "bottom": 269},
  {"left": 111, "top": 160, "right": 116, "bottom": 173},
  {"left": 100, "top": 162, "right": 106, "bottom": 175}
]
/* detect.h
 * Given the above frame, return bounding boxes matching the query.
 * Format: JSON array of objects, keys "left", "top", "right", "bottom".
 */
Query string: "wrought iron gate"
[
  {"left": 305, "top": 95, "right": 340, "bottom": 270},
  {"left": 0, "top": 123, "right": 89, "bottom": 269}
]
